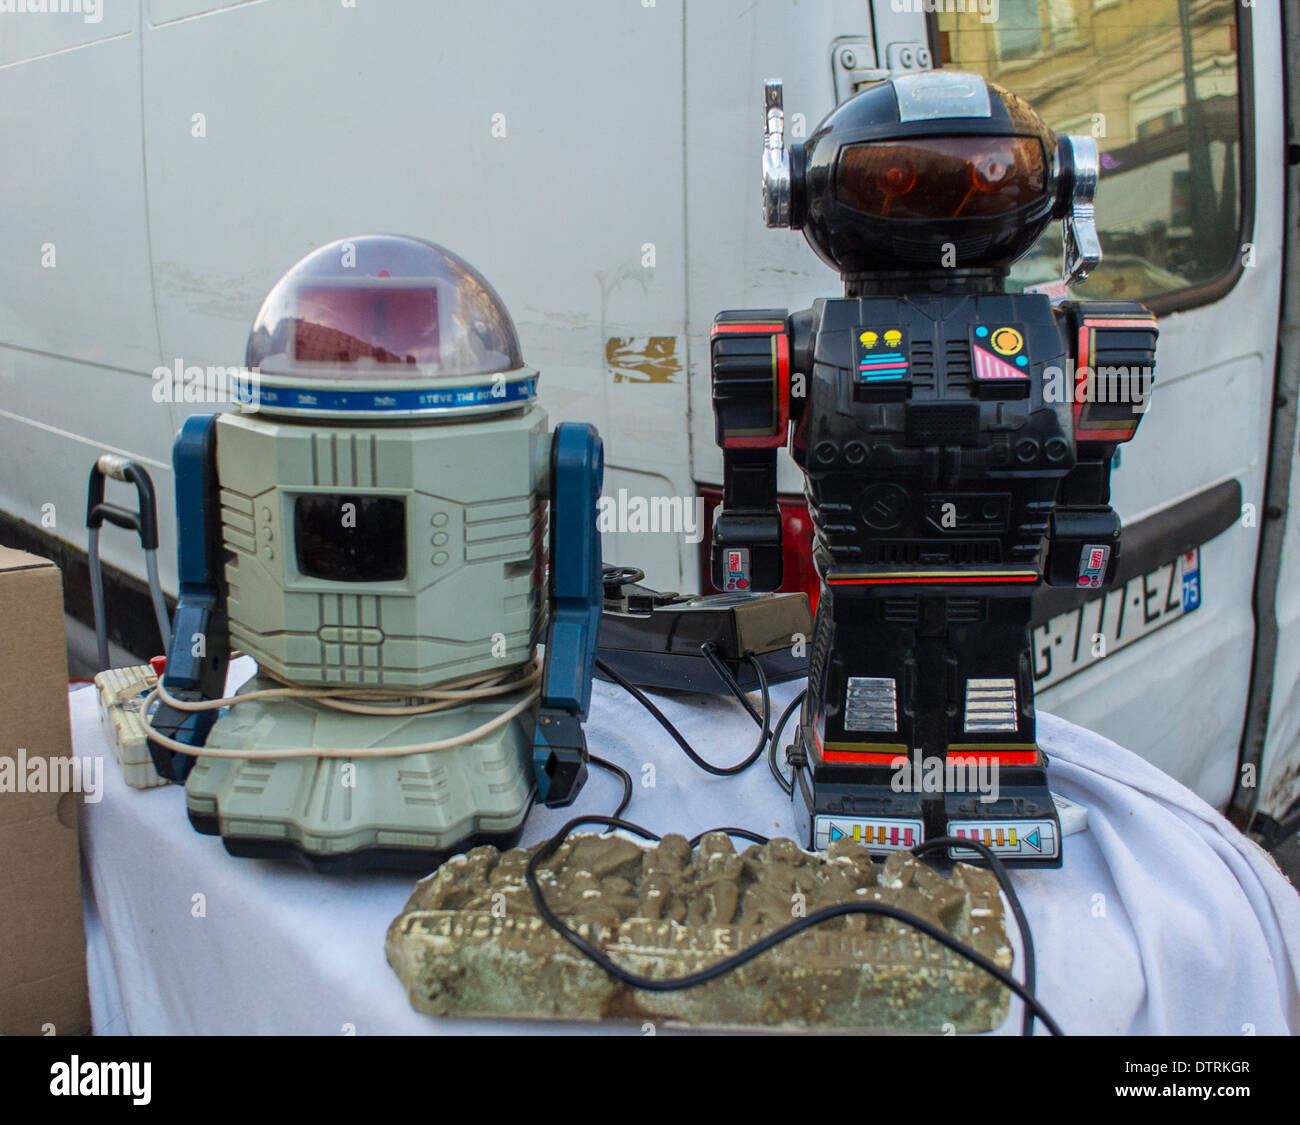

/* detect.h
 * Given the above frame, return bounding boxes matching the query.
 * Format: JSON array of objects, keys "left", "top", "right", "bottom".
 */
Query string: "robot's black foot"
[
  {"left": 792, "top": 745, "right": 1063, "bottom": 867},
  {"left": 942, "top": 776, "right": 1062, "bottom": 868},
  {"left": 792, "top": 762, "right": 927, "bottom": 854}
]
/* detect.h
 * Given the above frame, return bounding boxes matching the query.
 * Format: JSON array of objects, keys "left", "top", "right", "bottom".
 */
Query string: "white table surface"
[{"left": 74, "top": 660, "right": 1300, "bottom": 1035}]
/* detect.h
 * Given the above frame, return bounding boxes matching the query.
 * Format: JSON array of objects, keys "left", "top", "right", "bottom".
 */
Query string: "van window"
[{"left": 934, "top": 0, "right": 1244, "bottom": 305}]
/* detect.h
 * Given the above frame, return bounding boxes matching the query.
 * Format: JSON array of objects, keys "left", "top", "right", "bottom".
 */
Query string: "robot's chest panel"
[
  {"left": 814, "top": 296, "right": 1064, "bottom": 411},
  {"left": 847, "top": 317, "right": 1037, "bottom": 405},
  {"left": 798, "top": 295, "right": 1073, "bottom": 481}
]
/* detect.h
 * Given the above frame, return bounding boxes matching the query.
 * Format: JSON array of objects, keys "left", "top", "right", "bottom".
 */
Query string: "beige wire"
[{"left": 141, "top": 658, "right": 542, "bottom": 760}]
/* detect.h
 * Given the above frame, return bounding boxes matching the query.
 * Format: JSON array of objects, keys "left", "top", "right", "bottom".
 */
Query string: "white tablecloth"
[{"left": 75, "top": 660, "right": 1300, "bottom": 1035}]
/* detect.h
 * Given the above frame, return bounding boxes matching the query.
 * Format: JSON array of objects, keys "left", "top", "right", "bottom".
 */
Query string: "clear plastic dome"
[{"left": 246, "top": 235, "right": 523, "bottom": 380}]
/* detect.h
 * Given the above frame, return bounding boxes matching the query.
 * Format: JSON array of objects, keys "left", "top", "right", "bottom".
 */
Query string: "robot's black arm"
[
  {"left": 1045, "top": 302, "right": 1158, "bottom": 589},
  {"left": 709, "top": 309, "right": 792, "bottom": 592}
]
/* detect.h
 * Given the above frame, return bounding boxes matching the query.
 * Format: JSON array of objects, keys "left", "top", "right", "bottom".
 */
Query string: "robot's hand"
[
  {"left": 532, "top": 708, "right": 589, "bottom": 808},
  {"left": 1045, "top": 506, "right": 1121, "bottom": 590},
  {"left": 711, "top": 511, "right": 783, "bottom": 593},
  {"left": 146, "top": 691, "right": 217, "bottom": 783}
]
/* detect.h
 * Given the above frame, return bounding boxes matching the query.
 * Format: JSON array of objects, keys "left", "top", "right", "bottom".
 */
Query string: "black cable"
[
  {"left": 701, "top": 643, "right": 769, "bottom": 733},
  {"left": 912, "top": 836, "right": 1040, "bottom": 1037},
  {"left": 699, "top": 645, "right": 802, "bottom": 794},
  {"left": 687, "top": 826, "right": 770, "bottom": 848},
  {"left": 588, "top": 754, "right": 633, "bottom": 822},
  {"left": 593, "top": 654, "right": 771, "bottom": 776},
  {"left": 525, "top": 814, "right": 1064, "bottom": 1036},
  {"left": 766, "top": 689, "right": 806, "bottom": 797}
]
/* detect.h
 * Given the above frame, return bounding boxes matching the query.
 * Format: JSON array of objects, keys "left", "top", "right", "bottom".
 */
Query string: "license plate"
[{"left": 1033, "top": 549, "right": 1202, "bottom": 690}]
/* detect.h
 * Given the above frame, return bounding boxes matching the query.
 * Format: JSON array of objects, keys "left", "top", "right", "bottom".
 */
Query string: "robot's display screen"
[
  {"left": 836, "top": 135, "right": 1046, "bottom": 220},
  {"left": 292, "top": 285, "right": 440, "bottom": 365},
  {"left": 294, "top": 495, "right": 407, "bottom": 582}
]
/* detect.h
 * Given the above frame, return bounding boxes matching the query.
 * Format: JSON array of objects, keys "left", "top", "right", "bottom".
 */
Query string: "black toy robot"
[{"left": 709, "top": 71, "right": 1157, "bottom": 867}]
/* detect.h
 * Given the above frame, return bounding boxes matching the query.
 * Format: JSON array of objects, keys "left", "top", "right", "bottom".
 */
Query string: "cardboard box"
[{"left": 0, "top": 547, "right": 90, "bottom": 1035}]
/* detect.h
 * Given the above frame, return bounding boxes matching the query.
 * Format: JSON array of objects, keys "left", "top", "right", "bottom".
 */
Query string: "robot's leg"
[
  {"left": 790, "top": 583, "right": 926, "bottom": 854},
  {"left": 941, "top": 592, "right": 1062, "bottom": 868}
]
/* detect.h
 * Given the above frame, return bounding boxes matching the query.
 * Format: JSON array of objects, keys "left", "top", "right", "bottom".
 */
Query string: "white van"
[{"left": 0, "top": 0, "right": 1295, "bottom": 838}]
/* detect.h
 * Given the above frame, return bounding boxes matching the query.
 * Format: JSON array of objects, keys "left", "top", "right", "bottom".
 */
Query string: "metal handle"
[
  {"left": 762, "top": 79, "right": 793, "bottom": 229},
  {"left": 1062, "top": 135, "right": 1102, "bottom": 284},
  {"left": 86, "top": 457, "right": 160, "bottom": 550},
  {"left": 85, "top": 456, "right": 172, "bottom": 669}
]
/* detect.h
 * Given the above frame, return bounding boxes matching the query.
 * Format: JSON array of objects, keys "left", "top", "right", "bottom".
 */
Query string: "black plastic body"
[{"left": 711, "top": 290, "right": 1156, "bottom": 869}]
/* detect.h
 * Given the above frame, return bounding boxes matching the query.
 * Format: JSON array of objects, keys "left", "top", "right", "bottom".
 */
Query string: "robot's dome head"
[
  {"left": 245, "top": 235, "right": 534, "bottom": 419},
  {"left": 787, "top": 72, "right": 1071, "bottom": 279}
]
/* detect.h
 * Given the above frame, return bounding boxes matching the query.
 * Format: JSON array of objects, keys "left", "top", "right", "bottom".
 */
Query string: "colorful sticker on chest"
[
  {"left": 971, "top": 324, "right": 1030, "bottom": 381},
  {"left": 856, "top": 328, "right": 910, "bottom": 382}
]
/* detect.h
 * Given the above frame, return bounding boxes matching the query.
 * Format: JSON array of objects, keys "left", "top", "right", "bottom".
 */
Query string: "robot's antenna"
[
  {"left": 1062, "top": 135, "right": 1102, "bottom": 284},
  {"left": 763, "top": 79, "right": 793, "bottom": 229}
]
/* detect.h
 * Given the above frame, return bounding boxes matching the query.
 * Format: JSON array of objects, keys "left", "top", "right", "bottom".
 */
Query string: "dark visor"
[{"left": 836, "top": 135, "right": 1047, "bottom": 220}]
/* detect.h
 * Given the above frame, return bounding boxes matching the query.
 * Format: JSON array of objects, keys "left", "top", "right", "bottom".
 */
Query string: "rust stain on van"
[{"left": 606, "top": 336, "right": 682, "bottom": 384}]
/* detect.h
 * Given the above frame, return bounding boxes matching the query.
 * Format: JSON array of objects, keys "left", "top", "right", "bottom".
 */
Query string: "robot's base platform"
[
  {"left": 187, "top": 813, "right": 525, "bottom": 874},
  {"left": 184, "top": 676, "right": 536, "bottom": 873}
]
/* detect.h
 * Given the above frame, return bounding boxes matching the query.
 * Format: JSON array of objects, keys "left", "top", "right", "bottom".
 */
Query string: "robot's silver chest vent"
[
  {"left": 963, "top": 678, "right": 1019, "bottom": 734},
  {"left": 844, "top": 677, "right": 898, "bottom": 732}
]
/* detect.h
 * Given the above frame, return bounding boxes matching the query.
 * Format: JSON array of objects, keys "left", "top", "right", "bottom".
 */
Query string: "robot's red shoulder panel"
[
  {"left": 1061, "top": 301, "right": 1158, "bottom": 444},
  {"left": 710, "top": 310, "right": 790, "bottom": 449}
]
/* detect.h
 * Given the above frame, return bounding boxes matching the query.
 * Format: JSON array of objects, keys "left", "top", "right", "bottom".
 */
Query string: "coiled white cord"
[{"left": 141, "top": 657, "right": 542, "bottom": 760}]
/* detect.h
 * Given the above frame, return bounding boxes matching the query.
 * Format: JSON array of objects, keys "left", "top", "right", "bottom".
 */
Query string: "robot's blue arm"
[
  {"left": 532, "top": 422, "right": 604, "bottom": 807},
  {"left": 146, "top": 414, "right": 231, "bottom": 782}
]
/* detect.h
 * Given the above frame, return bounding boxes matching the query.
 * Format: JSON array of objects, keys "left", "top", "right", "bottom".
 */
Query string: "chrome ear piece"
[
  {"left": 763, "top": 80, "right": 793, "bottom": 229},
  {"left": 1062, "top": 135, "right": 1102, "bottom": 284}
]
